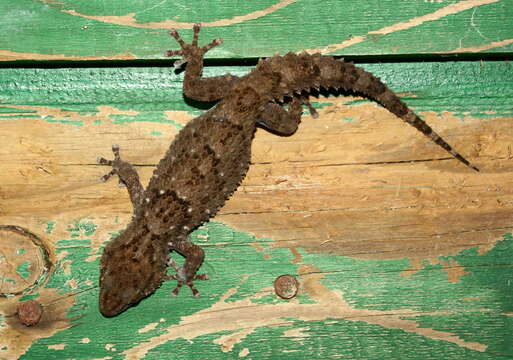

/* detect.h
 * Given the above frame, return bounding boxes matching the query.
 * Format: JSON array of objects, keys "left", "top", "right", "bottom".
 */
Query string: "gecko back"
[{"left": 98, "top": 25, "right": 478, "bottom": 317}]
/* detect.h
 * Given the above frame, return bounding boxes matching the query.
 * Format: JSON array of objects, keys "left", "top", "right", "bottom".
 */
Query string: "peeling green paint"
[
  {"left": 0, "top": 1, "right": 511, "bottom": 357},
  {"left": 0, "top": 114, "right": 41, "bottom": 119},
  {"left": 1, "top": 62, "right": 510, "bottom": 123},
  {"left": 67, "top": 220, "right": 98, "bottom": 238},
  {"left": 46, "top": 118, "right": 84, "bottom": 126},
  {"left": 45, "top": 221, "right": 56, "bottom": 234},
  {"left": 340, "top": 116, "right": 357, "bottom": 122},
  {"left": 0, "top": 0, "right": 510, "bottom": 59},
  {"left": 344, "top": 98, "right": 372, "bottom": 107},
  {"left": 16, "top": 260, "right": 31, "bottom": 279},
  {"left": 107, "top": 231, "right": 120, "bottom": 239},
  {"left": 56, "top": 239, "right": 92, "bottom": 247},
  {"left": 0, "top": 106, "right": 36, "bottom": 114},
  {"left": 165, "top": 118, "right": 185, "bottom": 130},
  {"left": 110, "top": 112, "right": 177, "bottom": 126},
  {"left": 19, "top": 293, "right": 41, "bottom": 302},
  {"left": 14, "top": 219, "right": 513, "bottom": 359}
]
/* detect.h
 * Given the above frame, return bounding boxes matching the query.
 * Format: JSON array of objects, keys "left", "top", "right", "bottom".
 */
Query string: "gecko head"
[{"left": 99, "top": 230, "right": 167, "bottom": 317}]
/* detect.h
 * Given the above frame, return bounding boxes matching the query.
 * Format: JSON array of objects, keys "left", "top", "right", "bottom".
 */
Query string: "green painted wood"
[
  {"left": 5, "top": 222, "right": 513, "bottom": 359},
  {"left": 0, "top": 0, "right": 512, "bottom": 61},
  {"left": 0, "top": 60, "right": 512, "bottom": 359},
  {"left": 0, "top": 61, "right": 511, "bottom": 119},
  {"left": 0, "top": 1, "right": 512, "bottom": 357}
]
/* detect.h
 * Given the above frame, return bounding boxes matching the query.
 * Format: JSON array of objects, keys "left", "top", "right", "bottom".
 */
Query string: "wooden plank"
[
  {"left": 0, "top": 60, "right": 512, "bottom": 358},
  {"left": 0, "top": 0, "right": 512, "bottom": 61}
]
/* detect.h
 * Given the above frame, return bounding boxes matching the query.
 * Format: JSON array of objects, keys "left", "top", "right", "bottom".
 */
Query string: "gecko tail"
[
  {"left": 395, "top": 107, "right": 479, "bottom": 172},
  {"left": 426, "top": 125, "right": 480, "bottom": 172},
  {"left": 410, "top": 113, "right": 480, "bottom": 172},
  {"left": 256, "top": 53, "right": 478, "bottom": 171},
  {"left": 337, "top": 61, "right": 479, "bottom": 172}
]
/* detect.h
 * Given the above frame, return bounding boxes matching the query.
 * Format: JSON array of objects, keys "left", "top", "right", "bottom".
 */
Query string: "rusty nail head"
[
  {"left": 17, "top": 300, "right": 43, "bottom": 326},
  {"left": 274, "top": 274, "right": 299, "bottom": 299}
]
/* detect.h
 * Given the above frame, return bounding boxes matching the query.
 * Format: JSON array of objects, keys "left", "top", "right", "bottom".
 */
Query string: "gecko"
[{"left": 98, "top": 24, "right": 478, "bottom": 317}]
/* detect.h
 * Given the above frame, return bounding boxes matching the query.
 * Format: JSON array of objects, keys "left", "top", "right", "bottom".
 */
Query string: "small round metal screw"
[{"left": 274, "top": 274, "right": 299, "bottom": 299}]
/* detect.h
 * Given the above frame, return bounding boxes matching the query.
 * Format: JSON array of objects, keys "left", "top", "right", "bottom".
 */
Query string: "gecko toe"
[
  {"left": 100, "top": 169, "right": 116, "bottom": 182},
  {"left": 165, "top": 49, "right": 183, "bottom": 57},
  {"left": 167, "top": 26, "right": 222, "bottom": 64},
  {"left": 169, "top": 29, "right": 185, "bottom": 46},
  {"left": 201, "top": 38, "right": 223, "bottom": 53},
  {"left": 304, "top": 100, "right": 319, "bottom": 118},
  {"left": 97, "top": 157, "right": 111, "bottom": 165},
  {"left": 171, "top": 286, "right": 181, "bottom": 296}
]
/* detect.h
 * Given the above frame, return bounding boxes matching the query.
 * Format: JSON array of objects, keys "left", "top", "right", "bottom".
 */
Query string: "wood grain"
[
  {"left": 0, "top": 59, "right": 512, "bottom": 358},
  {"left": 0, "top": 1, "right": 512, "bottom": 357},
  {"left": 0, "top": 0, "right": 511, "bottom": 61}
]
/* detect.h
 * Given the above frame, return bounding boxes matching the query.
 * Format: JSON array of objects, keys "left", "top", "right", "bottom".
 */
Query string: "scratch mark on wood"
[
  {"left": 305, "top": 0, "right": 500, "bottom": 54},
  {"left": 239, "top": 348, "right": 250, "bottom": 357},
  {"left": 441, "top": 38, "right": 513, "bottom": 53},
  {"left": 121, "top": 265, "right": 486, "bottom": 359},
  {"left": 440, "top": 258, "right": 469, "bottom": 283},
  {"left": 213, "top": 328, "right": 254, "bottom": 353},
  {"left": 0, "top": 50, "right": 136, "bottom": 62},
  {"left": 138, "top": 321, "right": 161, "bottom": 334},
  {"left": 0, "top": 105, "right": 139, "bottom": 126},
  {"left": 47, "top": 344, "right": 66, "bottom": 350},
  {"left": 283, "top": 327, "right": 309, "bottom": 339},
  {"left": 51, "top": 0, "right": 297, "bottom": 29}
]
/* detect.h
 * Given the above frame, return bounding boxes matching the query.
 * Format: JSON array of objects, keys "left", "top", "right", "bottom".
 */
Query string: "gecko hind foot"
[
  {"left": 168, "top": 273, "right": 209, "bottom": 297},
  {"left": 97, "top": 145, "right": 123, "bottom": 182},
  {"left": 165, "top": 23, "right": 223, "bottom": 67},
  {"left": 166, "top": 258, "right": 209, "bottom": 297},
  {"left": 96, "top": 144, "right": 139, "bottom": 189},
  {"left": 97, "top": 144, "right": 145, "bottom": 209}
]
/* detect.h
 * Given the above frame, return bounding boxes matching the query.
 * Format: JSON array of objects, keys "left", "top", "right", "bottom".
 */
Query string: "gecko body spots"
[{"left": 99, "top": 25, "right": 478, "bottom": 317}]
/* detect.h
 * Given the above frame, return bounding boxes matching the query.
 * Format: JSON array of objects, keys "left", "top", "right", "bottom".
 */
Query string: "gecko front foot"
[
  {"left": 166, "top": 258, "right": 209, "bottom": 297},
  {"left": 165, "top": 23, "right": 223, "bottom": 67}
]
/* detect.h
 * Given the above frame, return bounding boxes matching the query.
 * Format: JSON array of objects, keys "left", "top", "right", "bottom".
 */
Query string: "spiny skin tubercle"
[{"left": 98, "top": 24, "right": 478, "bottom": 317}]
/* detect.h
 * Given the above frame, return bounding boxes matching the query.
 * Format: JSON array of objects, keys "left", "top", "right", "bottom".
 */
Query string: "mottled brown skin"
[{"left": 98, "top": 24, "right": 478, "bottom": 317}]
